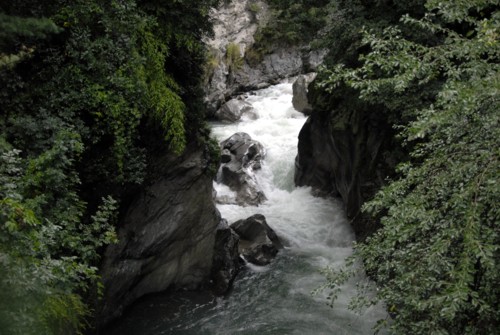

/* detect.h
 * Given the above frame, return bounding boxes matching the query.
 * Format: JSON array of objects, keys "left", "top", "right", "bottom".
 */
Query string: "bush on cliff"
[
  {"left": 245, "top": 0, "right": 330, "bottom": 65},
  {"left": 318, "top": 0, "right": 499, "bottom": 333},
  {"left": 0, "top": 0, "right": 220, "bottom": 333}
]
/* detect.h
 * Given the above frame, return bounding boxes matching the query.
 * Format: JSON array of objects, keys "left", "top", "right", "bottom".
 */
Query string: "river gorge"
[{"left": 107, "top": 82, "right": 387, "bottom": 334}]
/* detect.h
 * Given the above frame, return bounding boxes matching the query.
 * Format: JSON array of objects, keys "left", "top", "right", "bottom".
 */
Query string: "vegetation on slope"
[
  {"left": 244, "top": 0, "right": 330, "bottom": 65},
  {"left": 315, "top": 0, "right": 499, "bottom": 333},
  {"left": 1, "top": 0, "right": 498, "bottom": 333},
  {"left": 0, "top": 0, "right": 219, "bottom": 333}
]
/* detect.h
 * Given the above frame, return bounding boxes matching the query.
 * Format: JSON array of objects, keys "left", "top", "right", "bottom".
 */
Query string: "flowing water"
[{"left": 109, "top": 82, "right": 387, "bottom": 335}]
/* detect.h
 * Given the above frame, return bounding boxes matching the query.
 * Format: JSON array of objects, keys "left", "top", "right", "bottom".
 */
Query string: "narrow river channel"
[{"left": 109, "top": 81, "right": 387, "bottom": 335}]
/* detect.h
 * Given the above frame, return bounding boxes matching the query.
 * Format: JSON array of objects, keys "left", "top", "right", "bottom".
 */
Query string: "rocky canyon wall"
[
  {"left": 204, "top": 0, "right": 326, "bottom": 114},
  {"left": 97, "top": 144, "right": 220, "bottom": 327},
  {"left": 96, "top": 0, "right": 326, "bottom": 328},
  {"left": 294, "top": 84, "right": 399, "bottom": 239}
]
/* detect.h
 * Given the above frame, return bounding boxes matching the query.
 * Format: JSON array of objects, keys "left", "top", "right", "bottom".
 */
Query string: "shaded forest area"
[{"left": 1, "top": 1, "right": 220, "bottom": 333}]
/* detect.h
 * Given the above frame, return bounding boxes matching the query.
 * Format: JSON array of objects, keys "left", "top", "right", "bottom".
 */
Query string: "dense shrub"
[
  {"left": 317, "top": 0, "right": 499, "bottom": 333},
  {"left": 0, "top": 0, "right": 220, "bottom": 333}
]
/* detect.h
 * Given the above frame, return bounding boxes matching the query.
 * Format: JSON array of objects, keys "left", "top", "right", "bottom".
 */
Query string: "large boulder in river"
[
  {"left": 215, "top": 98, "right": 257, "bottom": 122},
  {"left": 210, "top": 219, "right": 241, "bottom": 295},
  {"left": 292, "top": 73, "right": 316, "bottom": 115},
  {"left": 230, "top": 214, "right": 283, "bottom": 265},
  {"left": 217, "top": 132, "right": 266, "bottom": 206},
  {"left": 97, "top": 144, "right": 220, "bottom": 327}
]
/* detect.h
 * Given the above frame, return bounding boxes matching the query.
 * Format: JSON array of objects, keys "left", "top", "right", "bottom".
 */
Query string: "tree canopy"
[
  {"left": 0, "top": 0, "right": 219, "bottom": 333},
  {"left": 317, "top": 0, "right": 499, "bottom": 333}
]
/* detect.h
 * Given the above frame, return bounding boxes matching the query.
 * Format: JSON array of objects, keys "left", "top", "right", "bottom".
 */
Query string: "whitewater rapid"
[{"left": 109, "top": 81, "right": 387, "bottom": 335}]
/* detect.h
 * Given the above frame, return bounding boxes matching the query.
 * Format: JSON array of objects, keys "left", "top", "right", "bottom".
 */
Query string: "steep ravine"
[
  {"left": 97, "top": 0, "right": 328, "bottom": 329},
  {"left": 106, "top": 82, "right": 387, "bottom": 335}
]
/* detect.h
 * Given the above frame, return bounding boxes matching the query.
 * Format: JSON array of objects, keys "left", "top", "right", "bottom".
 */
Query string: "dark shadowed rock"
[
  {"left": 216, "top": 132, "right": 266, "bottom": 206},
  {"left": 215, "top": 98, "right": 257, "bottom": 122},
  {"left": 230, "top": 214, "right": 283, "bottom": 265},
  {"left": 221, "top": 148, "right": 232, "bottom": 163},
  {"left": 210, "top": 219, "right": 241, "bottom": 295},
  {"left": 98, "top": 144, "right": 220, "bottom": 327},
  {"left": 294, "top": 85, "right": 398, "bottom": 238}
]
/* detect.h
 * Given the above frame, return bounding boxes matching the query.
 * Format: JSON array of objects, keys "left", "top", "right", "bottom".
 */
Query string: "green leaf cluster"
[
  {"left": 261, "top": 0, "right": 330, "bottom": 45},
  {"left": 226, "top": 42, "right": 244, "bottom": 73},
  {"left": 0, "top": 13, "right": 61, "bottom": 54},
  {"left": 245, "top": 0, "right": 330, "bottom": 65},
  {"left": 0, "top": 0, "right": 220, "bottom": 333},
  {"left": 317, "top": 0, "right": 499, "bottom": 333},
  {"left": 0, "top": 145, "right": 117, "bottom": 334}
]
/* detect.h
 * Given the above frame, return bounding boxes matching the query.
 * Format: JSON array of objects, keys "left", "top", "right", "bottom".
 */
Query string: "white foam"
[
  {"left": 211, "top": 83, "right": 355, "bottom": 251},
  {"left": 207, "top": 82, "right": 387, "bottom": 334}
]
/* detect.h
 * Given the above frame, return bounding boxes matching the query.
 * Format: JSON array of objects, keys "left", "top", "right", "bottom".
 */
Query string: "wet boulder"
[
  {"left": 215, "top": 98, "right": 257, "bottom": 122},
  {"left": 217, "top": 132, "right": 266, "bottom": 206},
  {"left": 230, "top": 214, "right": 283, "bottom": 265},
  {"left": 211, "top": 219, "right": 241, "bottom": 295}
]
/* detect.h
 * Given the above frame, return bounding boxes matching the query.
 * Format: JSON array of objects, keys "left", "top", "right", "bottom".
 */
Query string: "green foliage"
[
  {"left": 261, "top": 0, "right": 330, "bottom": 45},
  {"left": 0, "top": 13, "right": 61, "bottom": 54},
  {"left": 226, "top": 42, "right": 244, "bottom": 72},
  {"left": 0, "top": 13, "right": 61, "bottom": 68},
  {"left": 138, "top": 26, "right": 186, "bottom": 154},
  {"left": 138, "top": 0, "right": 222, "bottom": 139},
  {"left": 0, "top": 144, "right": 118, "bottom": 334},
  {"left": 0, "top": 0, "right": 220, "bottom": 333},
  {"left": 205, "top": 136, "right": 222, "bottom": 177},
  {"left": 245, "top": 0, "right": 330, "bottom": 65},
  {"left": 203, "top": 48, "right": 220, "bottom": 84},
  {"left": 40, "top": 293, "right": 90, "bottom": 335},
  {"left": 248, "top": 2, "right": 261, "bottom": 14},
  {"left": 318, "top": 0, "right": 500, "bottom": 333}
]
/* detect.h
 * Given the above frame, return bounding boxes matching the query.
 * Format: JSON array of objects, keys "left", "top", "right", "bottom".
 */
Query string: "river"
[{"left": 108, "top": 81, "right": 387, "bottom": 335}]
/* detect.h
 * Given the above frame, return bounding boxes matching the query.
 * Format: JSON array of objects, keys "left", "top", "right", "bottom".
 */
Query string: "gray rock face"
[
  {"left": 98, "top": 145, "right": 220, "bottom": 326},
  {"left": 204, "top": 0, "right": 326, "bottom": 114},
  {"left": 230, "top": 214, "right": 283, "bottom": 265},
  {"left": 204, "top": 0, "right": 269, "bottom": 113},
  {"left": 217, "top": 132, "right": 266, "bottom": 206},
  {"left": 215, "top": 98, "right": 257, "bottom": 122},
  {"left": 210, "top": 219, "right": 241, "bottom": 295},
  {"left": 292, "top": 73, "right": 317, "bottom": 115},
  {"left": 294, "top": 92, "right": 396, "bottom": 238},
  {"left": 208, "top": 0, "right": 268, "bottom": 53},
  {"left": 232, "top": 48, "right": 302, "bottom": 89}
]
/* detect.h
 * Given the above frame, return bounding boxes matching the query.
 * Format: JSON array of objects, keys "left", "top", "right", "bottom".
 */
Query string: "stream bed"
[{"left": 108, "top": 81, "right": 387, "bottom": 335}]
